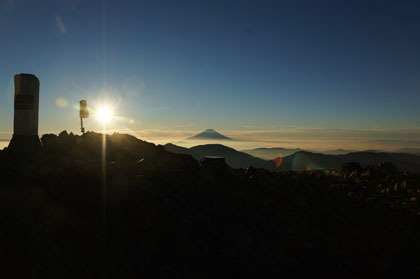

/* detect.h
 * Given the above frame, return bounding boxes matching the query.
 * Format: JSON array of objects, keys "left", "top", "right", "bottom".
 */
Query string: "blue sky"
[{"left": 0, "top": 0, "right": 419, "bottom": 150}]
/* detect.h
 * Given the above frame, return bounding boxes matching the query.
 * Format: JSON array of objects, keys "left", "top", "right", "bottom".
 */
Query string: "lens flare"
[
  {"left": 54, "top": 15, "right": 66, "bottom": 34},
  {"left": 55, "top": 98, "right": 68, "bottom": 108},
  {"left": 292, "top": 153, "right": 321, "bottom": 171},
  {"left": 273, "top": 155, "right": 283, "bottom": 167}
]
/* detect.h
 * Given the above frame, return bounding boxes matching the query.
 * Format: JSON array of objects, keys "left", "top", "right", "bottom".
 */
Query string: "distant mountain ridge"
[
  {"left": 241, "top": 147, "right": 302, "bottom": 160},
  {"left": 165, "top": 143, "right": 275, "bottom": 170},
  {"left": 321, "top": 149, "right": 357, "bottom": 155},
  {"left": 394, "top": 148, "right": 420, "bottom": 156},
  {"left": 279, "top": 151, "right": 420, "bottom": 172},
  {"left": 187, "top": 129, "right": 233, "bottom": 140},
  {"left": 166, "top": 143, "right": 420, "bottom": 173},
  {"left": 242, "top": 147, "right": 420, "bottom": 159}
]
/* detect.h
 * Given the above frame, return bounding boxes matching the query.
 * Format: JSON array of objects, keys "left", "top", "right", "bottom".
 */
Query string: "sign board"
[{"left": 79, "top": 100, "right": 89, "bottom": 118}]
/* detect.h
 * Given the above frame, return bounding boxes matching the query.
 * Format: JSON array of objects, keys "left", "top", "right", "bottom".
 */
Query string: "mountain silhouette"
[
  {"left": 322, "top": 149, "right": 356, "bottom": 155},
  {"left": 166, "top": 143, "right": 420, "bottom": 173},
  {"left": 165, "top": 143, "right": 276, "bottom": 169},
  {"left": 394, "top": 148, "right": 420, "bottom": 156},
  {"left": 241, "top": 147, "right": 302, "bottom": 160},
  {"left": 188, "top": 129, "right": 233, "bottom": 140},
  {"left": 278, "top": 151, "right": 420, "bottom": 172}
]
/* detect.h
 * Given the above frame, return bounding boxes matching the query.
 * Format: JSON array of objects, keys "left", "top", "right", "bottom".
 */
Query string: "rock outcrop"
[{"left": 0, "top": 131, "right": 419, "bottom": 278}]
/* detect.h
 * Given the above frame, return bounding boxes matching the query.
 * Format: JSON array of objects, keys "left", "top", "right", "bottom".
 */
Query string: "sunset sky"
[{"left": 1, "top": 0, "right": 420, "bottom": 151}]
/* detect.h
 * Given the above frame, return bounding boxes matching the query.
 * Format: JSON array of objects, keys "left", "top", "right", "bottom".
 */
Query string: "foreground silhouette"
[{"left": 0, "top": 131, "right": 419, "bottom": 278}]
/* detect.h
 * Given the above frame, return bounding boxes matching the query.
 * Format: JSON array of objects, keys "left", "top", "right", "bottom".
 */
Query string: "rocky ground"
[{"left": 0, "top": 131, "right": 419, "bottom": 278}]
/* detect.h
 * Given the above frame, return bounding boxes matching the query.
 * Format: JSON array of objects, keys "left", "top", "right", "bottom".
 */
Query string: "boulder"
[
  {"left": 375, "top": 161, "right": 398, "bottom": 174},
  {"left": 338, "top": 162, "right": 363, "bottom": 174}
]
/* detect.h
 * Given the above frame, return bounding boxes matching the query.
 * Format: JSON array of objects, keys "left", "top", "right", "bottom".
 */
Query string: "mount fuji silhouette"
[{"left": 187, "top": 129, "right": 233, "bottom": 140}]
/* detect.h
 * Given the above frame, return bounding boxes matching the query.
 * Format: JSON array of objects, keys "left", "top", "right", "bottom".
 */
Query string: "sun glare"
[{"left": 96, "top": 106, "right": 113, "bottom": 123}]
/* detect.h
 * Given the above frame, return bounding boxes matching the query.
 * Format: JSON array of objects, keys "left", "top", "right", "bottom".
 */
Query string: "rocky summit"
[{"left": 1, "top": 131, "right": 420, "bottom": 278}]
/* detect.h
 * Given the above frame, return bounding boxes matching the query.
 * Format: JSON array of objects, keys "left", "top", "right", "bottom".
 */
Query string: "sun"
[{"left": 95, "top": 106, "right": 113, "bottom": 123}]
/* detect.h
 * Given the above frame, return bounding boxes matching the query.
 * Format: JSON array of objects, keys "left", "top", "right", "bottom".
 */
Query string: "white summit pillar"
[{"left": 8, "top": 73, "right": 42, "bottom": 155}]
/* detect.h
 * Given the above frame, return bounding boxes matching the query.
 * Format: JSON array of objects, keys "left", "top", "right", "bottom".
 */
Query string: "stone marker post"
[{"left": 8, "top": 73, "right": 42, "bottom": 155}]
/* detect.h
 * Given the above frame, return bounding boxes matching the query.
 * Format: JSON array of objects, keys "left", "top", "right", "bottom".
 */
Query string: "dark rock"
[
  {"left": 338, "top": 162, "right": 363, "bottom": 174},
  {"left": 1, "top": 131, "right": 420, "bottom": 278},
  {"left": 220, "top": 247, "right": 240, "bottom": 258},
  {"left": 225, "top": 224, "right": 254, "bottom": 248},
  {"left": 201, "top": 156, "right": 226, "bottom": 167},
  {"left": 375, "top": 161, "right": 399, "bottom": 174},
  {"left": 41, "top": 133, "right": 60, "bottom": 147},
  {"left": 57, "top": 156, "right": 71, "bottom": 168}
]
